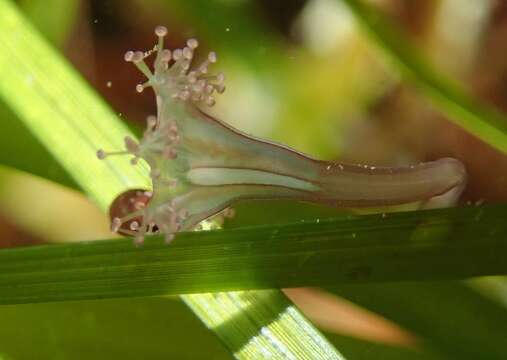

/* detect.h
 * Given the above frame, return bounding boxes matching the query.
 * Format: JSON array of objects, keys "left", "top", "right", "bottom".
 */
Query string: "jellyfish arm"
[{"left": 98, "top": 26, "right": 466, "bottom": 245}]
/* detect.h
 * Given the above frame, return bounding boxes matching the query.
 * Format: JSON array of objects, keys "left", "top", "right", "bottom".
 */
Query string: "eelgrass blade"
[
  {"left": 19, "top": 0, "right": 79, "bottom": 46},
  {"left": 341, "top": 0, "right": 507, "bottom": 156},
  {"left": 0, "top": 296, "right": 446, "bottom": 360},
  {"left": 0, "top": 0, "right": 150, "bottom": 210},
  {"left": 329, "top": 281, "right": 507, "bottom": 360},
  {"left": 0, "top": 204, "right": 506, "bottom": 304},
  {"left": 0, "top": 1, "right": 344, "bottom": 358},
  {"left": 0, "top": 297, "right": 232, "bottom": 359},
  {"left": 0, "top": 101, "right": 78, "bottom": 189},
  {"left": 184, "top": 291, "right": 344, "bottom": 360}
]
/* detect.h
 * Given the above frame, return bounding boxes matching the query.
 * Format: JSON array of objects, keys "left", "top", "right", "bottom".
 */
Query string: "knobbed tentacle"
[{"left": 98, "top": 26, "right": 466, "bottom": 245}]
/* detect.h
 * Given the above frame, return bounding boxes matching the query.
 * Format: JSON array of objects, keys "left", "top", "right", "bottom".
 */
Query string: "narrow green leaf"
[
  {"left": 0, "top": 1, "right": 343, "bottom": 358},
  {"left": 0, "top": 297, "right": 231, "bottom": 360},
  {"left": 341, "top": 0, "right": 507, "bottom": 155},
  {"left": 0, "top": 0, "right": 150, "bottom": 210},
  {"left": 0, "top": 204, "right": 505, "bottom": 304},
  {"left": 0, "top": 0, "right": 80, "bottom": 189},
  {"left": 184, "top": 291, "right": 344, "bottom": 359},
  {"left": 0, "top": 101, "right": 77, "bottom": 188},
  {"left": 0, "top": 296, "right": 448, "bottom": 360},
  {"left": 19, "top": 0, "right": 79, "bottom": 46},
  {"left": 329, "top": 281, "right": 507, "bottom": 360}
]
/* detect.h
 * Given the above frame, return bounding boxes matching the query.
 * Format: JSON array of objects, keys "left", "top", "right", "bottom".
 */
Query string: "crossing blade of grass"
[
  {"left": 183, "top": 290, "right": 345, "bottom": 359},
  {"left": 0, "top": 101, "right": 78, "bottom": 189},
  {"left": 0, "top": 0, "right": 150, "bottom": 210},
  {"left": 328, "top": 281, "right": 507, "bottom": 360},
  {"left": 0, "top": 204, "right": 506, "bottom": 304},
  {"left": 0, "top": 1, "right": 344, "bottom": 359},
  {"left": 0, "top": 0, "right": 80, "bottom": 189},
  {"left": 341, "top": 0, "right": 507, "bottom": 156},
  {"left": 0, "top": 297, "right": 232, "bottom": 360},
  {"left": 19, "top": 0, "right": 79, "bottom": 46},
  {"left": 0, "top": 297, "right": 448, "bottom": 360}
]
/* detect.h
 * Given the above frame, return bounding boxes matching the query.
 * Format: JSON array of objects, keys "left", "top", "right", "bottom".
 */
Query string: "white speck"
[
  {"left": 93, "top": 19, "right": 98, "bottom": 24},
  {"left": 118, "top": 113, "right": 123, "bottom": 117},
  {"left": 338, "top": 164, "right": 344, "bottom": 170},
  {"left": 106, "top": 81, "right": 112, "bottom": 88},
  {"left": 352, "top": 233, "right": 356, "bottom": 238},
  {"left": 316, "top": 218, "right": 320, "bottom": 223},
  {"left": 326, "top": 165, "right": 331, "bottom": 170},
  {"left": 225, "top": 27, "right": 230, "bottom": 32}
]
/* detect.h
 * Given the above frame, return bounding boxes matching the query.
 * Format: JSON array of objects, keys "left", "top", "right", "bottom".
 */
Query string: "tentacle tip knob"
[
  {"left": 124, "top": 50, "right": 134, "bottom": 62},
  {"left": 187, "top": 38, "right": 199, "bottom": 49},
  {"left": 129, "top": 221, "right": 140, "bottom": 231},
  {"left": 111, "top": 217, "right": 122, "bottom": 233},
  {"left": 208, "top": 52, "right": 217, "bottom": 63},
  {"left": 96, "top": 149, "right": 106, "bottom": 159},
  {"left": 155, "top": 25, "right": 168, "bottom": 37}
]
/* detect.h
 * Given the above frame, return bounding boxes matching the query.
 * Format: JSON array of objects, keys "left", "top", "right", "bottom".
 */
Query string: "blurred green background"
[{"left": 1, "top": 0, "right": 507, "bottom": 359}]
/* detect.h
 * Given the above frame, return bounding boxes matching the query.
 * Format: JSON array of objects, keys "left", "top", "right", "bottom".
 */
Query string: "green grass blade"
[
  {"left": 0, "top": 297, "right": 231, "bottom": 360},
  {"left": 0, "top": 297, "right": 447, "bottom": 360},
  {"left": 0, "top": 204, "right": 506, "bottom": 304},
  {"left": 341, "top": 0, "right": 507, "bottom": 155},
  {"left": 184, "top": 291, "right": 344, "bottom": 359},
  {"left": 0, "top": 101, "right": 78, "bottom": 188},
  {"left": 0, "top": 1, "right": 343, "bottom": 358},
  {"left": 329, "top": 281, "right": 507, "bottom": 360},
  {"left": 19, "top": 0, "right": 79, "bottom": 46},
  {"left": 0, "top": 0, "right": 80, "bottom": 189},
  {"left": 0, "top": 0, "right": 150, "bottom": 210}
]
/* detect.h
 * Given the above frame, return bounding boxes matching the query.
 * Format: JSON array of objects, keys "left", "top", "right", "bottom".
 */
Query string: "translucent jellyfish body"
[{"left": 98, "top": 26, "right": 466, "bottom": 245}]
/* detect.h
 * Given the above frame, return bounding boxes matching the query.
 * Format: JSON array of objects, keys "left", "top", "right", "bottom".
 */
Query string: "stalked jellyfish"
[{"left": 98, "top": 26, "right": 466, "bottom": 245}]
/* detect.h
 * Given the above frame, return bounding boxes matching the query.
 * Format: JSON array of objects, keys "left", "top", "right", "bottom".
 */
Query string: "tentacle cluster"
[
  {"left": 97, "top": 26, "right": 232, "bottom": 245},
  {"left": 124, "top": 25, "right": 225, "bottom": 106}
]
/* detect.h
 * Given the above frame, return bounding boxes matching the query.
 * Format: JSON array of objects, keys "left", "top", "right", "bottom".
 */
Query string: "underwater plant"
[{"left": 98, "top": 26, "right": 466, "bottom": 245}]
